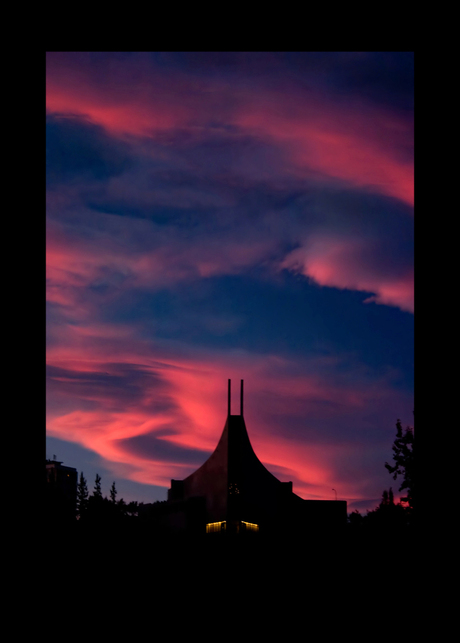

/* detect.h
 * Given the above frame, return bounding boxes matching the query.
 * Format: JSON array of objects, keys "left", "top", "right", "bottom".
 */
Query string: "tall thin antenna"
[
  {"left": 228, "top": 379, "right": 231, "bottom": 416},
  {"left": 240, "top": 379, "right": 244, "bottom": 416}
]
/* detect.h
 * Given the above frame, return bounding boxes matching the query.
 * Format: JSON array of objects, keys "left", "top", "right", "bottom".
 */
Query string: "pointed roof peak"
[{"left": 227, "top": 378, "right": 244, "bottom": 417}]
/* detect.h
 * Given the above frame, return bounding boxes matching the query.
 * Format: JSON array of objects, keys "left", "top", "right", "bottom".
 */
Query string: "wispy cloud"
[
  {"left": 47, "top": 52, "right": 413, "bottom": 206},
  {"left": 281, "top": 232, "right": 414, "bottom": 312}
]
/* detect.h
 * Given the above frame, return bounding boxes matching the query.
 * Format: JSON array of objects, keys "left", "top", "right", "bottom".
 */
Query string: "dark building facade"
[
  {"left": 164, "top": 380, "right": 346, "bottom": 536},
  {"left": 45, "top": 459, "right": 78, "bottom": 523}
]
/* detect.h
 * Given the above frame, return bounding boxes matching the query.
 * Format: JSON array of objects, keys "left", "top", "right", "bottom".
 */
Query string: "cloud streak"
[
  {"left": 281, "top": 233, "right": 414, "bottom": 312},
  {"left": 47, "top": 52, "right": 413, "bottom": 206}
]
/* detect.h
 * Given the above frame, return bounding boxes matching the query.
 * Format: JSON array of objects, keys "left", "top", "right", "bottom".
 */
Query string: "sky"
[{"left": 46, "top": 52, "right": 414, "bottom": 514}]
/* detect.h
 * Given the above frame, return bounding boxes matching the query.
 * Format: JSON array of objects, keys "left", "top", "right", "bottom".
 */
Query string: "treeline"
[
  {"left": 348, "top": 418, "right": 414, "bottom": 532},
  {"left": 76, "top": 472, "right": 140, "bottom": 524}
]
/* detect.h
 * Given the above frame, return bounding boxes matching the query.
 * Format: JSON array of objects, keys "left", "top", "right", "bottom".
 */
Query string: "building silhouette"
[
  {"left": 45, "top": 458, "right": 78, "bottom": 523},
  {"left": 155, "top": 380, "right": 347, "bottom": 536}
]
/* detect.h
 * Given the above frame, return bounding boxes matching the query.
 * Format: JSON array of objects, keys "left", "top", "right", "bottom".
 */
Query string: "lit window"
[{"left": 206, "top": 521, "right": 226, "bottom": 533}]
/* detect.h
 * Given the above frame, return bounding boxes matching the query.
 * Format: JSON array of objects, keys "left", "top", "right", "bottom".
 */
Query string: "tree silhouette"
[
  {"left": 93, "top": 473, "right": 103, "bottom": 500},
  {"left": 110, "top": 481, "right": 117, "bottom": 503},
  {"left": 379, "top": 488, "right": 394, "bottom": 508},
  {"left": 76, "top": 472, "right": 89, "bottom": 520},
  {"left": 86, "top": 473, "right": 106, "bottom": 523},
  {"left": 348, "top": 510, "right": 364, "bottom": 529},
  {"left": 117, "top": 497, "right": 126, "bottom": 512},
  {"left": 385, "top": 419, "right": 414, "bottom": 515},
  {"left": 126, "top": 501, "right": 139, "bottom": 518},
  {"left": 367, "top": 486, "right": 407, "bottom": 530}
]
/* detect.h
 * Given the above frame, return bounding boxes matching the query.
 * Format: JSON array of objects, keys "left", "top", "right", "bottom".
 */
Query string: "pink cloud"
[
  {"left": 46, "top": 59, "right": 189, "bottom": 138},
  {"left": 46, "top": 57, "right": 413, "bottom": 206},
  {"left": 234, "top": 95, "right": 413, "bottom": 206},
  {"left": 46, "top": 213, "right": 278, "bottom": 322},
  {"left": 280, "top": 234, "right": 414, "bottom": 313}
]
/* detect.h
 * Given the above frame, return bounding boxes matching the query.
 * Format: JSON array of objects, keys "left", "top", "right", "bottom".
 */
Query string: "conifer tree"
[
  {"left": 117, "top": 497, "right": 126, "bottom": 518},
  {"left": 385, "top": 419, "right": 414, "bottom": 512},
  {"left": 93, "top": 473, "right": 103, "bottom": 500},
  {"left": 110, "top": 481, "right": 117, "bottom": 503},
  {"left": 76, "top": 472, "right": 89, "bottom": 519}
]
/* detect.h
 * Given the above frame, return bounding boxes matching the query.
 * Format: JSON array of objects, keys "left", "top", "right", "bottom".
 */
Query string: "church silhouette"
[{"left": 155, "top": 380, "right": 347, "bottom": 536}]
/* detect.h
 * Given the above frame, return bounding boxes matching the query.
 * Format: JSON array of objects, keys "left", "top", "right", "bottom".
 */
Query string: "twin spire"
[{"left": 228, "top": 379, "right": 244, "bottom": 417}]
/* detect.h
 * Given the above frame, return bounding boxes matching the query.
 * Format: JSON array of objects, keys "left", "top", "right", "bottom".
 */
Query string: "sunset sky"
[{"left": 46, "top": 52, "right": 414, "bottom": 513}]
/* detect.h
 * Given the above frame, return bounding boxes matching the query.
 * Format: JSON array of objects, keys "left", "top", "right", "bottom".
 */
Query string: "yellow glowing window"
[
  {"left": 241, "top": 521, "right": 259, "bottom": 532},
  {"left": 206, "top": 521, "right": 226, "bottom": 533}
]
